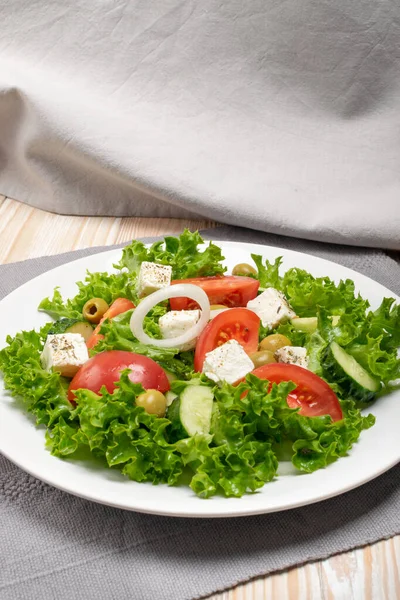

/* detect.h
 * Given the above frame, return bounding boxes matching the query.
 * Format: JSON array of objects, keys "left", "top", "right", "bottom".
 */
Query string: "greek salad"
[{"left": 0, "top": 230, "right": 399, "bottom": 499}]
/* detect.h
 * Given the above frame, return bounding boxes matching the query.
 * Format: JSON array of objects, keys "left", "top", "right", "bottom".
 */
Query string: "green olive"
[
  {"left": 259, "top": 334, "right": 292, "bottom": 353},
  {"left": 232, "top": 263, "right": 257, "bottom": 277},
  {"left": 65, "top": 321, "right": 94, "bottom": 341},
  {"left": 249, "top": 350, "right": 276, "bottom": 368},
  {"left": 136, "top": 389, "right": 167, "bottom": 417},
  {"left": 210, "top": 304, "right": 228, "bottom": 310},
  {"left": 82, "top": 298, "right": 109, "bottom": 324}
]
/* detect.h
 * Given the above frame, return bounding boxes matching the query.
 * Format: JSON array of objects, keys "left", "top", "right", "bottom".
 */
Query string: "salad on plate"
[{"left": 0, "top": 230, "right": 399, "bottom": 499}]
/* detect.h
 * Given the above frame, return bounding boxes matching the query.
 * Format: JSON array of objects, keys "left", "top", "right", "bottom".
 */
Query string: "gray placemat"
[{"left": 1, "top": 226, "right": 399, "bottom": 600}]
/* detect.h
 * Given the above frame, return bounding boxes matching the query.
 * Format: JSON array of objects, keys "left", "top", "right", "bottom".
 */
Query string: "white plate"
[{"left": 0, "top": 241, "right": 399, "bottom": 518}]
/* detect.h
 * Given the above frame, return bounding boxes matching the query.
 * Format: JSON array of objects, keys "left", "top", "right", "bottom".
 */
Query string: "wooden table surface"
[{"left": 0, "top": 195, "right": 399, "bottom": 600}]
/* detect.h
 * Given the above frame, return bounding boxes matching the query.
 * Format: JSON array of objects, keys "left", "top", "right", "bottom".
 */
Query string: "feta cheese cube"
[
  {"left": 137, "top": 262, "right": 172, "bottom": 297},
  {"left": 247, "top": 288, "right": 296, "bottom": 330},
  {"left": 41, "top": 333, "right": 89, "bottom": 378},
  {"left": 275, "top": 346, "right": 309, "bottom": 369},
  {"left": 159, "top": 310, "right": 201, "bottom": 351},
  {"left": 202, "top": 339, "right": 254, "bottom": 385}
]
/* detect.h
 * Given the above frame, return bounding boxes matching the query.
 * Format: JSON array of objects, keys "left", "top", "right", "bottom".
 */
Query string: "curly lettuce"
[
  {"left": 39, "top": 271, "right": 134, "bottom": 320},
  {"left": 116, "top": 229, "right": 226, "bottom": 279},
  {"left": 213, "top": 375, "right": 374, "bottom": 473},
  {"left": 39, "top": 230, "right": 226, "bottom": 321},
  {"left": 0, "top": 327, "right": 376, "bottom": 499},
  {"left": 252, "top": 254, "right": 400, "bottom": 393},
  {"left": 0, "top": 326, "right": 72, "bottom": 427}
]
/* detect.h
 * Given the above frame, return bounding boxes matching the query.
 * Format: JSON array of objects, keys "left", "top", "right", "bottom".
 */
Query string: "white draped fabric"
[{"left": 1, "top": 0, "right": 399, "bottom": 248}]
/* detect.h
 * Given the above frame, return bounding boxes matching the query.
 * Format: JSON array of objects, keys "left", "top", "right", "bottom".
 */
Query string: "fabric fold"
[{"left": 1, "top": 1, "right": 400, "bottom": 247}]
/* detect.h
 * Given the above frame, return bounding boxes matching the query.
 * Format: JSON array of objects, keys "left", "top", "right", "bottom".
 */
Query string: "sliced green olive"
[
  {"left": 210, "top": 304, "right": 228, "bottom": 310},
  {"left": 249, "top": 350, "right": 276, "bottom": 368},
  {"left": 65, "top": 321, "right": 94, "bottom": 341},
  {"left": 82, "top": 298, "right": 109, "bottom": 324},
  {"left": 136, "top": 389, "right": 167, "bottom": 417},
  {"left": 259, "top": 334, "right": 292, "bottom": 353},
  {"left": 232, "top": 263, "right": 257, "bottom": 277}
]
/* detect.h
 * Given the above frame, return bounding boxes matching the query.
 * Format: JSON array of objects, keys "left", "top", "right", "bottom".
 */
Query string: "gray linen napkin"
[{"left": 1, "top": 226, "right": 399, "bottom": 600}]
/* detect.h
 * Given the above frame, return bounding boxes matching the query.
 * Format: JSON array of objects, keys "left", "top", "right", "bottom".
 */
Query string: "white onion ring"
[{"left": 130, "top": 284, "right": 210, "bottom": 348}]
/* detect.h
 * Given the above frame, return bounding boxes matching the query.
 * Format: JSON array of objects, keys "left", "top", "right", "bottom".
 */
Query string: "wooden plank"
[
  {"left": 209, "top": 538, "right": 400, "bottom": 600},
  {"left": 0, "top": 198, "right": 216, "bottom": 264}
]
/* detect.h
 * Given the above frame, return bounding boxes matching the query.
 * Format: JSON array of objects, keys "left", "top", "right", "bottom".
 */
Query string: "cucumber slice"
[
  {"left": 48, "top": 318, "right": 93, "bottom": 341},
  {"left": 291, "top": 315, "right": 340, "bottom": 333},
  {"left": 291, "top": 317, "right": 318, "bottom": 333},
  {"left": 48, "top": 318, "right": 79, "bottom": 335},
  {"left": 168, "top": 385, "right": 214, "bottom": 439},
  {"left": 325, "top": 341, "right": 380, "bottom": 401}
]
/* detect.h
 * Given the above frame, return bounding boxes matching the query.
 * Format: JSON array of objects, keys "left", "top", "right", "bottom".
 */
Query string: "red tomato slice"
[
  {"left": 68, "top": 350, "right": 169, "bottom": 403},
  {"left": 86, "top": 298, "right": 135, "bottom": 349},
  {"left": 250, "top": 363, "right": 343, "bottom": 422},
  {"left": 169, "top": 276, "right": 259, "bottom": 311},
  {"left": 194, "top": 308, "right": 260, "bottom": 372}
]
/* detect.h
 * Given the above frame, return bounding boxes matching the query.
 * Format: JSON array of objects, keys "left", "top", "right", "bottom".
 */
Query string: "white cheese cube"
[
  {"left": 41, "top": 333, "right": 89, "bottom": 378},
  {"left": 247, "top": 288, "right": 296, "bottom": 330},
  {"left": 159, "top": 310, "right": 201, "bottom": 351},
  {"left": 202, "top": 339, "right": 254, "bottom": 385},
  {"left": 275, "top": 346, "right": 309, "bottom": 369},
  {"left": 137, "top": 262, "right": 172, "bottom": 297}
]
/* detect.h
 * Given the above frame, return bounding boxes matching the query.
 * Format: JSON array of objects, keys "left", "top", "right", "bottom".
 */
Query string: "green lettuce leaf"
[
  {"left": 344, "top": 299, "right": 400, "bottom": 386},
  {"left": 312, "top": 306, "right": 400, "bottom": 388},
  {"left": 39, "top": 271, "right": 134, "bottom": 320},
  {"left": 290, "top": 400, "right": 375, "bottom": 472},
  {"left": 347, "top": 335, "right": 400, "bottom": 386},
  {"left": 0, "top": 326, "right": 71, "bottom": 427},
  {"left": 48, "top": 372, "right": 276, "bottom": 496},
  {"left": 116, "top": 229, "right": 226, "bottom": 279},
  {"left": 179, "top": 435, "right": 278, "bottom": 498},
  {"left": 251, "top": 255, "right": 283, "bottom": 291},
  {"left": 213, "top": 374, "right": 374, "bottom": 474},
  {"left": 48, "top": 372, "right": 184, "bottom": 485},
  {"left": 282, "top": 269, "right": 369, "bottom": 318},
  {"left": 251, "top": 255, "right": 399, "bottom": 392},
  {"left": 0, "top": 330, "right": 376, "bottom": 499},
  {"left": 367, "top": 298, "right": 400, "bottom": 351}
]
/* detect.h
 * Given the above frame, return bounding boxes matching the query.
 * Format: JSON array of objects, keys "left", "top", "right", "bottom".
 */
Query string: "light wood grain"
[
  {"left": 210, "top": 538, "right": 400, "bottom": 600},
  {"left": 0, "top": 196, "right": 398, "bottom": 600},
  {"left": 0, "top": 197, "right": 216, "bottom": 264}
]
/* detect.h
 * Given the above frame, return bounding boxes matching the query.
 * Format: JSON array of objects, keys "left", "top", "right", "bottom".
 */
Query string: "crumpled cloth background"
[{"left": 0, "top": 0, "right": 399, "bottom": 248}]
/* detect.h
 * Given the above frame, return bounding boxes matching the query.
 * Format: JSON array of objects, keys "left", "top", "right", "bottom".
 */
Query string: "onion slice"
[{"left": 130, "top": 284, "right": 210, "bottom": 348}]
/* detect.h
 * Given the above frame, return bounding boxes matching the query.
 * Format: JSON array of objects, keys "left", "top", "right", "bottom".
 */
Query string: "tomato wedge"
[
  {"left": 194, "top": 308, "right": 260, "bottom": 372},
  {"left": 68, "top": 350, "right": 170, "bottom": 403},
  {"left": 250, "top": 363, "right": 343, "bottom": 422},
  {"left": 169, "top": 276, "right": 259, "bottom": 311},
  {"left": 86, "top": 298, "right": 135, "bottom": 349}
]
